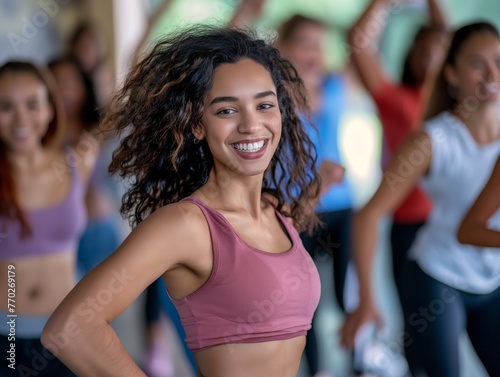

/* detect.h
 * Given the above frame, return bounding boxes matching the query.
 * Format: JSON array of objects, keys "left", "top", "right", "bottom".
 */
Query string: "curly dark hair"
[{"left": 104, "top": 26, "right": 321, "bottom": 234}]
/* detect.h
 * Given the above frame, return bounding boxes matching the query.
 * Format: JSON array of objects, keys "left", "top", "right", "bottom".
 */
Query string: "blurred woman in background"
[
  {"left": 0, "top": 61, "right": 95, "bottom": 376},
  {"left": 341, "top": 22, "right": 500, "bottom": 377},
  {"left": 347, "top": 0, "right": 449, "bottom": 302}
]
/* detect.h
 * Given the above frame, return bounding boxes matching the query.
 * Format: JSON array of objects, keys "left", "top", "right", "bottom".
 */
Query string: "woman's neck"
[
  {"left": 199, "top": 168, "right": 265, "bottom": 218},
  {"left": 8, "top": 145, "right": 46, "bottom": 172},
  {"left": 454, "top": 102, "right": 500, "bottom": 144}
]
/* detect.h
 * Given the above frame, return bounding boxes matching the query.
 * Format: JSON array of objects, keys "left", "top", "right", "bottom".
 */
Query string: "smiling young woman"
[
  {"left": 0, "top": 62, "right": 95, "bottom": 377},
  {"left": 41, "top": 26, "right": 323, "bottom": 377}
]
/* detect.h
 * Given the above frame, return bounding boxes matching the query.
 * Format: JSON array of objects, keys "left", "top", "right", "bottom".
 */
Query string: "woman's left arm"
[{"left": 457, "top": 156, "right": 500, "bottom": 248}]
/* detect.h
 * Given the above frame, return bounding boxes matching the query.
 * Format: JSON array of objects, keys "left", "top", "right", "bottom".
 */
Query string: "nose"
[
  {"left": 13, "top": 106, "right": 30, "bottom": 126},
  {"left": 237, "top": 108, "right": 262, "bottom": 134}
]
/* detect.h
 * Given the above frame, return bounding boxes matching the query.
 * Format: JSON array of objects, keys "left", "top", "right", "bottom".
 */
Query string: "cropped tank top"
[
  {"left": 170, "top": 196, "right": 321, "bottom": 352},
  {"left": 0, "top": 168, "right": 87, "bottom": 260}
]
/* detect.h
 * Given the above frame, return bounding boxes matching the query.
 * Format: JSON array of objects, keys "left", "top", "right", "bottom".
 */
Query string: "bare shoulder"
[{"left": 138, "top": 200, "right": 211, "bottom": 268}]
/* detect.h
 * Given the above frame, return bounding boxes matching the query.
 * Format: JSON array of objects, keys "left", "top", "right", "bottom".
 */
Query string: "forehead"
[
  {"left": 207, "top": 59, "right": 276, "bottom": 97},
  {"left": 456, "top": 32, "right": 500, "bottom": 57},
  {"left": 288, "top": 23, "right": 326, "bottom": 43},
  {"left": 0, "top": 72, "right": 47, "bottom": 98}
]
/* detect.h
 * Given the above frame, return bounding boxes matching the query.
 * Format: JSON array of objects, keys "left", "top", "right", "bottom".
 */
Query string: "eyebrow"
[{"left": 209, "top": 90, "right": 276, "bottom": 106}]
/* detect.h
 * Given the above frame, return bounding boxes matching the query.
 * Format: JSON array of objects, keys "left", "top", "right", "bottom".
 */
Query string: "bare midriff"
[
  {"left": 194, "top": 336, "right": 306, "bottom": 377},
  {"left": 0, "top": 251, "right": 75, "bottom": 315}
]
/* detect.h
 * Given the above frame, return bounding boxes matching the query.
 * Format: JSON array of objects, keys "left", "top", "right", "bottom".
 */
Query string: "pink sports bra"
[
  {"left": 0, "top": 168, "right": 87, "bottom": 260},
  {"left": 170, "top": 196, "right": 321, "bottom": 352}
]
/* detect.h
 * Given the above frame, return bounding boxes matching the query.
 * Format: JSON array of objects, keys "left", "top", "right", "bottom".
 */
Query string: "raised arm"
[
  {"left": 427, "top": 0, "right": 447, "bottom": 30},
  {"left": 340, "top": 130, "right": 432, "bottom": 349},
  {"left": 347, "top": 0, "right": 393, "bottom": 95},
  {"left": 228, "top": 0, "right": 266, "bottom": 28},
  {"left": 457, "top": 156, "right": 500, "bottom": 248},
  {"left": 41, "top": 202, "right": 208, "bottom": 376}
]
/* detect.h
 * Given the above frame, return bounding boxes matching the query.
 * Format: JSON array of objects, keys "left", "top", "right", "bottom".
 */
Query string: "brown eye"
[
  {"left": 217, "top": 108, "right": 236, "bottom": 115},
  {"left": 258, "top": 103, "right": 274, "bottom": 110}
]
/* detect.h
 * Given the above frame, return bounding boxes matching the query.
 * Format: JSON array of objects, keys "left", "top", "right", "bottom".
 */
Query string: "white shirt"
[{"left": 410, "top": 111, "right": 500, "bottom": 294}]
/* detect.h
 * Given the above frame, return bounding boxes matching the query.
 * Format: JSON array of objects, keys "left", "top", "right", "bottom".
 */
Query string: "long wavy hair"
[
  {"left": 104, "top": 26, "right": 321, "bottom": 234},
  {"left": 425, "top": 21, "right": 500, "bottom": 119},
  {"left": 0, "top": 62, "right": 65, "bottom": 237},
  {"left": 400, "top": 25, "right": 447, "bottom": 87}
]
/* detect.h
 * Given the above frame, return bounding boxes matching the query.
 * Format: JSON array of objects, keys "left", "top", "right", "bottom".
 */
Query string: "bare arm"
[
  {"left": 427, "top": 0, "right": 447, "bottom": 30},
  {"left": 421, "top": 0, "right": 449, "bottom": 108},
  {"left": 41, "top": 203, "right": 207, "bottom": 376},
  {"left": 457, "top": 156, "right": 500, "bottom": 248},
  {"left": 347, "top": 0, "right": 393, "bottom": 95},
  {"left": 340, "top": 131, "right": 432, "bottom": 348},
  {"left": 228, "top": 0, "right": 265, "bottom": 28}
]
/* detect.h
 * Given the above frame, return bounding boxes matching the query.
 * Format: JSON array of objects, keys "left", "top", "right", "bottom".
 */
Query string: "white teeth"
[
  {"left": 484, "top": 83, "right": 500, "bottom": 93},
  {"left": 14, "top": 128, "right": 31, "bottom": 138},
  {"left": 233, "top": 140, "right": 265, "bottom": 153}
]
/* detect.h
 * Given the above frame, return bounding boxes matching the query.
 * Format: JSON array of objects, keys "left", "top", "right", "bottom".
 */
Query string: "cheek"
[
  {"left": 0, "top": 111, "right": 12, "bottom": 128},
  {"left": 35, "top": 108, "right": 53, "bottom": 134}
]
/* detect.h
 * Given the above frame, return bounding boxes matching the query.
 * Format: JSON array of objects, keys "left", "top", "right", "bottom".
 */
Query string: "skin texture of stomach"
[
  {"left": 0, "top": 251, "right": 75, "bottom": 315},
  {"left": 194, "top": 336, "right": 306, "bottom": 377}
]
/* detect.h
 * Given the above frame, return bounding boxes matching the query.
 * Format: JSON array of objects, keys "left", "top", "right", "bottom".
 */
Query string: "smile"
[{"left": 232, "top": 140, "right": 266, "bottom": 153}]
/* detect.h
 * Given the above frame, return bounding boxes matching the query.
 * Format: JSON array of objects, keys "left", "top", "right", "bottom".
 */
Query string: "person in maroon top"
[
  {"left": 41, "top": 26, "right": 324, "bottom": 377},
  {"left": 343, "top": 0, "right": 449, "bottom": 327}
]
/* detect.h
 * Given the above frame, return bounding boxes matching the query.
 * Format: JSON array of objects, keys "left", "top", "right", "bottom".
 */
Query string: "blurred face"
[
  {"left": 0, "top": 72, "right": 53, "bottom": 153},
  {"left": 445, "top": 32, "right": 500, "bottom": 105},
  {"left": 410, "top": 31, "right": 449, "bottom": 83},
  {"left": 50, "top": 62, "right": 86, "bottom": 117},
  {"left": 200, "top": 58, "right": 282, "bottom": 177},
  {"left": 279, "top": 22, "right": 327, "bottom": 87},
  {"left": 74, "top": 31, "right": 101, "bottom": 73}
]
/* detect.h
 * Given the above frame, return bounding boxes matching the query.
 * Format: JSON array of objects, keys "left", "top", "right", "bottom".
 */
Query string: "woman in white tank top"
[{"left": 340, "top": 22, "right": 500, "bottom": 377}]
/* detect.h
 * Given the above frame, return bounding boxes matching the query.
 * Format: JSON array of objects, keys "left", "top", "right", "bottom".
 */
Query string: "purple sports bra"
[
  {"left": 0, "top": 168, "right": 87, "bottom": 260},
  {"left": 170, "top": 196, "right": 321, "bottom": 352}
]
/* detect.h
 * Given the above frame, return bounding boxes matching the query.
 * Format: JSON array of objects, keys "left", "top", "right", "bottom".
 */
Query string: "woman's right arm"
[
  {"left": 41, "top": 202, "right": 206, "bottom": 376},
  {"left": 347, "top": 0, "right": 393, "bottom": 95},
  {"left": 339, "top": 131, "right": 433, "bottom": 349},
  {"left": 457, "top": 156, "right": 500, "bottom": 247}
]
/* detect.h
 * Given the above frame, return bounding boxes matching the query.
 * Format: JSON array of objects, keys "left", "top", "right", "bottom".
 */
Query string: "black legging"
[
  {"left": 400, "top": 261, "right": 500, "bottom": 377},
  {"left": 390, "top": 221, "right": 426, "bottom": 299},
  {"left": 300, "top": 208, "right": 352, "bottom": 376},
  {"left": 0, "top": 335, "right": 76, "bottom": 377}
]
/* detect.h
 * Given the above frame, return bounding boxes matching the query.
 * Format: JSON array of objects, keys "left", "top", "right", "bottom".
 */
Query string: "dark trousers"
[
  {"left": 390, "top": 221, "right": 426, "bottom": 299},
  {"left": 1, "top": 335, "right": 76, "bottom": 377},
  {"left": 401, "top": 261, "right": 500, "bottom": 377}
]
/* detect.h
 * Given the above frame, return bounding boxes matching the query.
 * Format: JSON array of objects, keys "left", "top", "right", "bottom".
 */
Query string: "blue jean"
[{"left": 77, "top": 217, "right": 121, "bottom": 279}]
